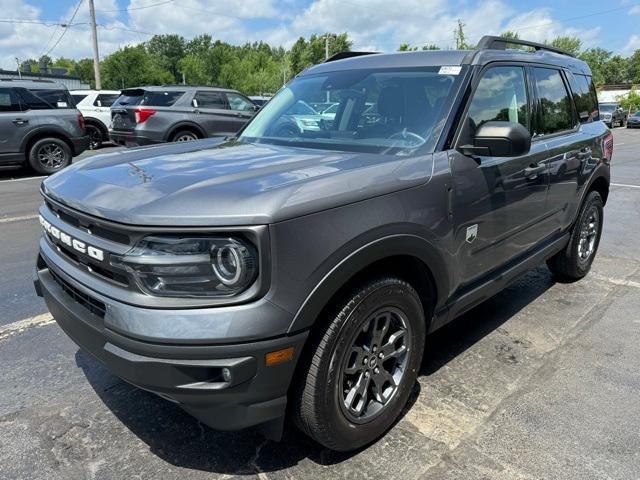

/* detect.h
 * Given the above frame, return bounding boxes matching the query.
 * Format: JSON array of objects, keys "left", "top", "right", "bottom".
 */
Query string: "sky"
[{"left": 0, "top": 0, "right": 638, "bottom": 71}]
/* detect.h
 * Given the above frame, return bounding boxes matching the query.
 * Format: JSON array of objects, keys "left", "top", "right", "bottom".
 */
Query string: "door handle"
[
  {"left": 12, "top": 118, "right": 28, "bottom": 125},
  {"left": 524, "top": 163, "right": 546, "bottom": 177}
]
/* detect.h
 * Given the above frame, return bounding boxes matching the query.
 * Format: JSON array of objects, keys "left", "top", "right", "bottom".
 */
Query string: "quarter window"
[
  {"left": 93, "top": 93, "right": 119, "bottom": 107},
  {"left": 0, "top": 88, "right": 22, "bottom": 112},
  {"left": 466, "top": 66, "right": 530, "bottom": 134},
  {"left": 566, "top": 72, "right": 599, "bottom": 124},
  {"left": 226, "top": 93, "right": 254, "bottom": 111},
  {"left": 533, "top": 68, "right": 575, "bottom": 135}
]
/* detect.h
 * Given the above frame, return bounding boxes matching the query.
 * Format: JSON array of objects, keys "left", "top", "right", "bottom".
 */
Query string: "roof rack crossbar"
[
  {"left": 476, "top": 35, "right": 575, "bottom": 58},
  {"left": 325, "top": 51, "right": 378, "bottom": 63}
]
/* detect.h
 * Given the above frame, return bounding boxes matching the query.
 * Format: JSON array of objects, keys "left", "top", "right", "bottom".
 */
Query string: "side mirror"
[
  {"left": 252, "top": 104, "right": 260, "bottom": 112},
  {"left": 458, "top": 121, "right": 531, "bottom": 157}
]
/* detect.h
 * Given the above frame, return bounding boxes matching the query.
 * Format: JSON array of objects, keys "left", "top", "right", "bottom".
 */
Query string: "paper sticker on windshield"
[
  {"left": 438, "top": 66, "right": 462, "bottom": 75},
  {"left": 57, "top": 101, "right": 68, "bottom": 108}
]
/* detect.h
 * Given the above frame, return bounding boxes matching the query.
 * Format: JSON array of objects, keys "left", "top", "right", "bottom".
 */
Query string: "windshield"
[
  {"left": 240, "top": 66, "right": 463, "bottom": 154},
  {"left": 599, "top": 104, "right": 617, "bottom": 112}
]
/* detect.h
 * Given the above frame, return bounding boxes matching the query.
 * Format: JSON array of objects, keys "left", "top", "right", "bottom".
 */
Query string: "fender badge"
[{"left": 466, "top": 224, "right": 478, "bottom": 244}]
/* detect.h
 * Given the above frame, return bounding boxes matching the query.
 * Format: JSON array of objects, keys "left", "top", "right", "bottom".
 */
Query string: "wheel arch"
[
  {"left": 83, "top": 117, "right": 109, "bottom": 137},
  {"left": 165, "top": 122, "right": 206, "bottom": 141},
  {"left": 21, "top": 128, "right": 75, "bottom": 159},
  {"left": 287, "top": 234, "right": 449, "bottom": 337}
]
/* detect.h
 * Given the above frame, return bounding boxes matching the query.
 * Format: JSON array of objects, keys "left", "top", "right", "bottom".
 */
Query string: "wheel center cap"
[{"left": 369, "top": 357, "right": 377, "bottom": 368}]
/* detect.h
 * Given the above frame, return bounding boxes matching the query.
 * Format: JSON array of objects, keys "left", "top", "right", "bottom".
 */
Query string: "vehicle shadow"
[{"left": 77, "top": 266, "right": 555, "bottom": 475}]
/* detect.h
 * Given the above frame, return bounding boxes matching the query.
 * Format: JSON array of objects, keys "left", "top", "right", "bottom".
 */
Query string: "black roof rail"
[
  {"left": 476, "top": 35, "right": 575, "bottom": 58},
  {"left": 325, "top": 51, "right": 378, "bottom": 62},
  {"left": 160, "top": 84, "right": 223, "bottom": 88},
  {"left": 0, "top": 78, "right": 57, "bottom": 83}
]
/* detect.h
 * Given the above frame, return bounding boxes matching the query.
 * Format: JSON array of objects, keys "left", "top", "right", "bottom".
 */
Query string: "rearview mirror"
[{"left": 458, "top": 121, "right": 531, "bottom": 157}]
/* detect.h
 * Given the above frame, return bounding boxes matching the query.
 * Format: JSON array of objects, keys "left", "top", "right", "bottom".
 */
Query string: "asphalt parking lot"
[{"left": 0, "top": 130, "right": 639, "bottom": 479}]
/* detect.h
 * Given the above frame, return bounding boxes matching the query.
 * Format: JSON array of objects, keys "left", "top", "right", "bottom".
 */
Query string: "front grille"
[
  {"left": 50, "top": 269, "right": 106, "bottom": 318},
  {"left": 45, "top": 200, "right": 131, "bottom": 245}
]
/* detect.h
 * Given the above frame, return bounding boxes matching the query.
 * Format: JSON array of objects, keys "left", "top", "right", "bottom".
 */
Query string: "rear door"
[
  {"left": 224, "top": 92, "right": 256, "bottom": 132},
  {"left": 0, "top": 87, "right": 27, "bottom": 158},
  {"left": 92, "top": 93, "right": 120, "bottom": 128},
  {"left": 449, "top": 64, "right": 553, "bottom": 286},
  {"left": 532, "top": 67, "right": 592, "bottom": 232},
  {"left": 192, "top": 90, "right": 237, "bottom": 136}
]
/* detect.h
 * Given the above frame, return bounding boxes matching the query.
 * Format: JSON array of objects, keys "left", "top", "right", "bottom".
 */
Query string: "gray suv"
[
  {"left": 34, "top": 37, "right": 611, "bottom": 451},
  {"left": 0, "top": 80, "right": 89, "bottom": 174},
  {"left": 109, "top": 85, "right": 257, "bottom": 147}
]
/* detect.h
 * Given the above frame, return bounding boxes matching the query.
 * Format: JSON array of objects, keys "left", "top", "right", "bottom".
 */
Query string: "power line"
[
  {"left": 94, "top": 0, "right": 174, "bottom": 13},
  {"left": 43, "top": 0, "right": 85, "bottom": 57}
]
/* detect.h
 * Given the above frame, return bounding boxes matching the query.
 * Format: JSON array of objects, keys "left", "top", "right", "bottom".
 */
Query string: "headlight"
[{"left": 111, "top": 236, "right": 258, "bottom": 298}]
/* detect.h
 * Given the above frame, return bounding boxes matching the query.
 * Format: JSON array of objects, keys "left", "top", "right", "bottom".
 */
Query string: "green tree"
[
  {"left": 627, "top": 49, "right": 640, "bottom": 83},
  {"left": 500, "top": 31, "right": 520, "bottom": 39},
  {"left": 102, "top": 44, "right": 173, "bottom": 89},
  {"left": 617, "top": 88, "right": 640, "bottom": 113},
  {"left": 145, "top": 34, "right": 186, "bottom": 83},
  {"left": 604, "top": 55, "right": 629, "bottom": 84},
  {"left": 70, "top": 58, "right": 95, "bottom": 87},
  {"left": 454, "top": 19, "right": 471, "bottom": 49},
  {"left": 579, "top": 48, "right": 612, "bottom": 86},
  {"left": 548, "top": 36, "right": 582, "bottom": 56}
]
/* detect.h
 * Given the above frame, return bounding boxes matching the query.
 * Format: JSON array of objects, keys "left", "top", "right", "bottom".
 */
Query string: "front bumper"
[
  {"left": 109, "top": 130, "right": 163, "bottom": 147},
  {"left": 34, "top": 256, "right": 308, "bottom": 433}
]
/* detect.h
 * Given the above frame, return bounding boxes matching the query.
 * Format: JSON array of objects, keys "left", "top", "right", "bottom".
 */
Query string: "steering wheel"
[{"left": 388, "top": 129, "right": 425, "bottom": 145}]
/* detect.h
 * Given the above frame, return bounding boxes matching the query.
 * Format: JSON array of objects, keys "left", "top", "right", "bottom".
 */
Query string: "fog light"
[{"left": 222, "top": 367, "right": 232, "bottom": 382}]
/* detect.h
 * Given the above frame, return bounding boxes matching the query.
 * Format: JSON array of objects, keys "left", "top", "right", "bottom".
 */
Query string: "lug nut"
[
  {"left": 378, "top": 353, "right": 384, "bottom": 359},
  {"left": 374, "top": 367, "right": 379, "bottom": 374},
  {"left": 363, "top": 357, "right": 368, "bottom": 365}
]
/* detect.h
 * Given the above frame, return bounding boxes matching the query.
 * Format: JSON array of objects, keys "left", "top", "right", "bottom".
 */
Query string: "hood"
[{"left": 43, "top": 138, "right": 432, "bottom": 226}]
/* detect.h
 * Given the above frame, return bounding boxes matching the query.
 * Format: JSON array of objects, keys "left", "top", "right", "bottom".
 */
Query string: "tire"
[
  {"left": 171, "top": 130, "right": 199, "bottom": 142},
  {"left": 27, "top": 137, "right": 72, "bottom": 175},
  {"left": 547, "top": 191, "right": 604, "bottom": 281},
  {"left": 292, "top": 276, "right": 426, "bottom": 451},
  {"left": 86, "top": 124, "right": 103, "bottom": 150}
]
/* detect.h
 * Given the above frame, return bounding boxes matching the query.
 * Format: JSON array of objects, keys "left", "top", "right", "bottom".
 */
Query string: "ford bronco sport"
[{"left": 34, "top": 36, "right": 611, "bottom": 451}]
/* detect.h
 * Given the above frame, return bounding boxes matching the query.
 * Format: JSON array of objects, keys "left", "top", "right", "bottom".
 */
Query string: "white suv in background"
[{"left": 70, "top": 90, "right": 120, "bottom": 149}]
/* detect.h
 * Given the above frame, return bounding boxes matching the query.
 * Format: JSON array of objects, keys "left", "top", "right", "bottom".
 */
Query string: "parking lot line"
[
  {"left": 0, "top": 214, "right": 39, "bottom": 224},
  {"left": 0, "top": 175, "right": 45, "bottom": 183},
  {"left": 0, "top": 313, "right": 54, "bottom": 341},
  {"left": 611, "top": 182, "right": 640, "bottom": 189}
]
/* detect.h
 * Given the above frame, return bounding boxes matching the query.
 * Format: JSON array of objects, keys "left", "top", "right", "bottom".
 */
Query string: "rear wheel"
[
  {"left": 292, "top": 277, "right": 426, "bottom": 451},
  {"left": 547, "top": 191, "right": 603, "bottom": 281},
  {"left": 86, "top": 124, "right": 103, "bottom": 150},
  {"left": 171, "top": 130, "right": 199, "bottom": 142},
  {"left": 28, "top": 137, "right": 72, "bottom": 175}
]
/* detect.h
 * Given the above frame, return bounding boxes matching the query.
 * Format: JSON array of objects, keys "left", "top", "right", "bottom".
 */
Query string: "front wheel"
[
  {"left": 86, "top": 124, "right": 103, "bottom": 150},
  {"left": 547, "top": 191, "right": 603, "bottom": 281},
  {"left": 27, "top": 137, "right": 72, "bottom": 175},
  {"left": 292, "top": 277, "right": 426, "bottom": 451}
]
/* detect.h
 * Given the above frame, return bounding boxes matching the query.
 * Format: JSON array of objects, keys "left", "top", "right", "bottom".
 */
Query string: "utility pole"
[
  {"left": 15, "top": 58, "right": 21, "bottom": 79},
  {"left": 88, "top": 0, "right": 102, "bottom": 89},
  {"left": 324, "top": 34, "right": 335, "bottom": 101}
]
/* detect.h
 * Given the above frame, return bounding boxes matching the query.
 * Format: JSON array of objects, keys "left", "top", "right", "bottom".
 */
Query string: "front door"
[
  {"left": 449, "top": 65, "right": 554, "bottom": 286},
  {"left": 193, "top": 90, "right": 239, "bottom": 136},
  {"left": 224, "top": 92, "right": 256, "bottom": 132},
  {"left": 0, "top": 87, "right": 29, "bottom": 162}
]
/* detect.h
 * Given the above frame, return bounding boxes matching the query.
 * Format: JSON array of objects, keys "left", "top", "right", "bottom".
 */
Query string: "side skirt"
[{"left": 429, "top": 231, "right": 570, "bottom": 333}]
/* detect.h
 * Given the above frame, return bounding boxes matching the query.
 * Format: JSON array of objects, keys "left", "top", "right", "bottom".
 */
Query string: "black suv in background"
[
  {"left": 109, "top": 85, "right": 257, "bottom": 147},
  {"left": 0, "top": 80, "right": 88, "bottom": 174},
  {"left": 35, "top": 37, "right": 611, "bottom": 451}
]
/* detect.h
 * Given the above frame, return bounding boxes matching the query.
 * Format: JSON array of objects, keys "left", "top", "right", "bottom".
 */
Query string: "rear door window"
[
  {"left": 566, "top": 72, "right": 599, "bottom": 123},
  {"left": 532, "top": 67, "right": 576, "bottom": 135},
  {"left": 19, "top": 89, "right": 74, "bottom": 110},
  {"left": 93, "top": 93, "right": 120, "bottom": 107},
  {"left": 194, "top": 91, "right": 226, "bottom": 108},
  {"left": 140, "top": 90, "right": 184, "bottom": 107},
  {"left": 0, "top": 88, "right": 22, "bottom": 112}
]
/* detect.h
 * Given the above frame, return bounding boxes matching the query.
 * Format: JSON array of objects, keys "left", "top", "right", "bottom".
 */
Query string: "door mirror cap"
[{"left": 458, "top": 121, "right": 531, "bottom": 157}]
